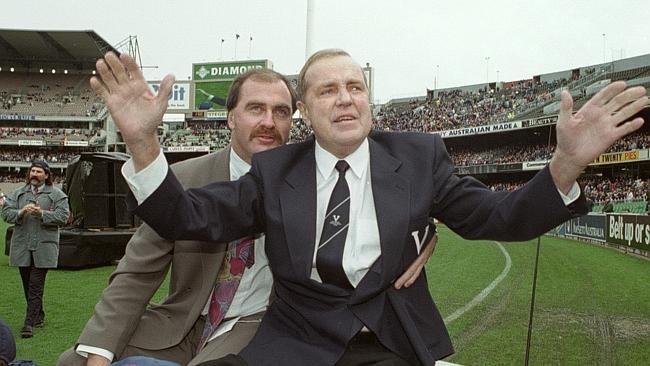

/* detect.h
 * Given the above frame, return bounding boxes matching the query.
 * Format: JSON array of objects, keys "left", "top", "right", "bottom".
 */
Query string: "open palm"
[
  {"left": 90, "top": 52, "right": 174, "bottom": 146},
  {"left": 554, "top": 81, "right": 647, "bottom": 174}
]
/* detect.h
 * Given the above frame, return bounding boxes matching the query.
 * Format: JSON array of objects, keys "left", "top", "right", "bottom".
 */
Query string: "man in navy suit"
[{"left": 91, "top": 49, "right": 648, "bottom": 365}]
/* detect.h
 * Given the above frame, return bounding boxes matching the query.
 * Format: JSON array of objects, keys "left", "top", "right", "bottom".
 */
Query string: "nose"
[
  {"left": 336, "top": 88, "right": 353, "bottom": 106},
  {"left": 260, "top": 109, "right": 275, "bottom": 128}
]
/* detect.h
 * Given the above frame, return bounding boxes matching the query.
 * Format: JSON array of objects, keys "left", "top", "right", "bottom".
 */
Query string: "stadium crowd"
[
  {"left": 160, "top": 123, "right": 230, "bottom": 148},
  {"left": 0, "top": 148, "right": 78, "bottom": 164},
  {"left": 0, "top": 79, "right": 103, "bottom": 117},
  {"left": 0, "top": 127, "right": 99, "bottom": 141},
  {"left": 449, "top": 142, "right": 555, "bottom": 166},
  {"left": 374, "top": 78, "right": 570, "bottom": 133}
]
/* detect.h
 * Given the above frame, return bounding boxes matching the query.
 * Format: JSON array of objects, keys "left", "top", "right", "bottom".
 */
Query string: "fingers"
[
  {"left": 89, "top": 76, "right": 109, "bottom": 101},
  {"left": 157, "top": 74, "right": 176, "bottom": 104},
  {"left": 586, "top": 80, "right": 627, "bottom": 107},
  {"left": 558, "top": 90, "right": 574, "bottom": 125},
  {"left": 605, "top": 86, "right": 647, "bottom": 114},
  {"left": 394, "top": 262, "right": 421, "bottom": 289},
  {"left": 615, "top": 117, "right": 645, "bottom": 140},
  {"left": 95, "top": 58, "right": 119, "bottom": 93},
  {"left": 93, "top": 52, "right": 137, "bottom": 95},
  {"left": 611, "top": 95, "right": 649, "bottom": 126},
  {"left": 395, "top": 234, "right": 438, "bottom": 289},
  {"left": 120, "top": 53, "right": 146, "bottom": 82},
  {"left": 105, "top": 52, "right": 129, "bottom": 85}
]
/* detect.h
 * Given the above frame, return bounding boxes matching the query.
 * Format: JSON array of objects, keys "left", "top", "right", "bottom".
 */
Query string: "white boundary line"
[{"left": 443, "top": 241, "right": 511, "bottom": 324}]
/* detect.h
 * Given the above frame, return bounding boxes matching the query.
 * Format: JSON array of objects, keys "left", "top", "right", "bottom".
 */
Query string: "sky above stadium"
[{"left": 2, "top": 0, "right": 650, "bottom": 103}]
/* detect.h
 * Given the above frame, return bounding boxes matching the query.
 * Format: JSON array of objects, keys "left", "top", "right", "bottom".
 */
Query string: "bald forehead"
[{"left": 303, "top": 55, "right": 366, "bottom": 94}]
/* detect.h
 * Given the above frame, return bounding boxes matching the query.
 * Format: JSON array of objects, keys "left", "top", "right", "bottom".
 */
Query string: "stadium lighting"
[
  {"left": 64, "top": 69, "right": 68, "bottom": 74},
  {"left": 92, "top": 70, "right": 96, "bottom": 75},
  {"left": 51, "top": 69, "right": 56, "bottom": 74},
  {"left": 39, "top": 68, "right": 44, "bottom": 74},
  {"left": 0, "top": 67, "right": 2, "bottom": 72},
  {"left": 10, "top": 67, "right": 14, "bottom": 72}
]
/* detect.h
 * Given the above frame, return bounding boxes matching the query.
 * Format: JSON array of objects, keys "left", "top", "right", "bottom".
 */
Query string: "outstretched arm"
[
  {"left": 90, "top": 52, "right": 175, "bottom": 171},
  {"left": 550, "top": 81, "right": 648, "bottom": 194}
]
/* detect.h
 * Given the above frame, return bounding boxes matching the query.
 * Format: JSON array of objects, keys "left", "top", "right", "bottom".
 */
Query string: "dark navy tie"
[{"left": 316, "top": 160, "right": 353, "bottom": 289}]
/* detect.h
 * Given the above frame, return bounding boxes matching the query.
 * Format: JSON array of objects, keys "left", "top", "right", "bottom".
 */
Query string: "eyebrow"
[{"left": 245, "top": 101, "right": 291, "bottom": 110}]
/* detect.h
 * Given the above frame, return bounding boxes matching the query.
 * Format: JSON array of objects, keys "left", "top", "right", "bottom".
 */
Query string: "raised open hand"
[
  {"left": 550, "top": 81, "right": 648, "bottom": 193},
  {"left": 90, "top": 52, "right": 175, "bottom": 170}
]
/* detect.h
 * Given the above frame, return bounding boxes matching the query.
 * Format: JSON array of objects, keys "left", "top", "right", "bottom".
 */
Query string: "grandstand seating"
[{"left": 0, "top": 72, "right": 103, "bottom": 117}]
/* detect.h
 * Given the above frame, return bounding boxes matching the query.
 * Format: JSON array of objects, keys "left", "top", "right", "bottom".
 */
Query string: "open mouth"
[{"left": 334, "top": 115, "right": 357, "bottom": 123}]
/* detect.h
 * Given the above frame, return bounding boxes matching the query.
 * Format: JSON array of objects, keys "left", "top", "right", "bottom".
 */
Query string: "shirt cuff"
[
  {"left": 75, "top": 344, "right": 114, "bottom": 362},
  {"left": 121, "top": 149, "right": 169, "bottom": 204},
  {"left": 558, "top": 181, "right": 581, "bottom": 205}
]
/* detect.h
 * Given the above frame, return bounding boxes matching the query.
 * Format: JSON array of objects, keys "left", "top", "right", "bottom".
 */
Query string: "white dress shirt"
[
  {"left": 311, "top": 139, "right": 381, "bottom": 287},
  {"left": 77, "top": 148, "right": 272, "bottom": 360}
]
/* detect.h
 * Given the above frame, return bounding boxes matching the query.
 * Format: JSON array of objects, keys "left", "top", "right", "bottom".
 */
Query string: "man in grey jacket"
[{"left": 1, "top": 160, "right": 70, "bottom": 338}]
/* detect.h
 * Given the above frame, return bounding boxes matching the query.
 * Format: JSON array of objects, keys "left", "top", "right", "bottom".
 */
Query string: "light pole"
[
  {"left": 234, "top": 34, "right": 240, "bottom": 60},
  {"left": 485, "top": 56, "right": 490, "bottom": 85},
  {"left": 602, "top": 33, "right": 606, "bottom": 63},
  {"left": 435, "top": 64, "right": 439, "bottom": 90}
]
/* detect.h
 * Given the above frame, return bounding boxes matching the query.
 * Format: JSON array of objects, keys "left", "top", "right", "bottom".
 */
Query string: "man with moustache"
[
  {"left": 1, "top": 160, "right": 69, "bottom": 339},
  {"left": 58, "top": 67, "right": 436, "bottom": 366}
]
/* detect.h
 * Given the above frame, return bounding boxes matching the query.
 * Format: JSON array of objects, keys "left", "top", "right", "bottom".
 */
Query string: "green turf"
[
  {"left": 0, "top": 220, "right": 170, "bottom": 365},
  {"left": 429, "top": 226, "right": 650, "bottom": 365},
  {"left": 1, "top": 221, "right": 649, "bottom": 365}
]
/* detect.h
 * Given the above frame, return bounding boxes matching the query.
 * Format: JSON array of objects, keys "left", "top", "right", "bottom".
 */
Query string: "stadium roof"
[{"left": 0, "top": 29, "right": 117, "bottom": 69}]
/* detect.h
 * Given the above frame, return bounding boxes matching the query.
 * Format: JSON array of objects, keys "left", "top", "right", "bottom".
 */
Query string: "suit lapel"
[
  {"left": 366, "top": 138, "right": 410, "bottom": 286},
  {"left": 210, "top": 145, "right": 231, "bottom": 183},
  {"left": 199, "top": 147, "right": 231, "bottom": 297},
  {"left": 280, "top": 141, "right": 318, "bottom": 279}
]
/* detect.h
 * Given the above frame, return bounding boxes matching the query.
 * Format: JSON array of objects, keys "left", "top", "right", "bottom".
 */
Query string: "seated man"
[
  {"left": 59, "top": 67, "right": 435, "bottom": 366},
  {"left": 92, "top": 49, "right": 647, "bottom": 365}
]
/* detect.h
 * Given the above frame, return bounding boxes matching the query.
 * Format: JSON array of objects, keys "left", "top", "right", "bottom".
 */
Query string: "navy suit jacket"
[{"left": 131, "top": 131, "right": 586, "bottom": 365}]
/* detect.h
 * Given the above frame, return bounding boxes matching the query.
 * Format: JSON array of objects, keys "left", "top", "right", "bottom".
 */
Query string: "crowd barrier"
[{"left": 549, "top": 213, "right": 650, "bottom": 258}]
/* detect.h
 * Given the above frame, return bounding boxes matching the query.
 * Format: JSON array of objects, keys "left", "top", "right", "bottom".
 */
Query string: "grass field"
[{"left": 1, "top": 221, "right": 649, "bottom": 365}]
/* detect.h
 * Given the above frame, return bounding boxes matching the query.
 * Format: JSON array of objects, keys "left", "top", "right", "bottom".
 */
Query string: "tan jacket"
[{"left": 77, "top": 148, "right": 232, "bottom": 354}]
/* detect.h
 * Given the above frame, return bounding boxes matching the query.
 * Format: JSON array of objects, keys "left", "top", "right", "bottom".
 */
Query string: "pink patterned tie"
[{"left": 197, "top": 236, "right": 255, "bottom": 351}]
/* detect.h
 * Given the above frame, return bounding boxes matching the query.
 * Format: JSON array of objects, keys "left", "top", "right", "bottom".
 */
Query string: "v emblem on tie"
[{"left": 330, "top": 214, "right": 342, "bottom": 226}]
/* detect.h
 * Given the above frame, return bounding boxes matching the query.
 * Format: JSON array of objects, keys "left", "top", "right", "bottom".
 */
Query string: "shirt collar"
[
  {"left": 315, "top": 138, "right": 369, "bottom": 180},
  {"left": 229, "top": 147, "right": 251, "bottom": 180}
]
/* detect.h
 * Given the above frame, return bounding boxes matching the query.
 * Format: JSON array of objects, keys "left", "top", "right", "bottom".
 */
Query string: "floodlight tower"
[{"left": 114, "top": 35, "right": 158, "bottom": 71}]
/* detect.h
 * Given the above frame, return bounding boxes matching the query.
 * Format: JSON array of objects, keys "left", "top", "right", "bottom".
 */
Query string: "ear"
[
  {"left": 297, "top": 101, "right": 311, "bottom": 127},
  {"left": 227, "top": 112, "right": 235, "bottom": 130}
]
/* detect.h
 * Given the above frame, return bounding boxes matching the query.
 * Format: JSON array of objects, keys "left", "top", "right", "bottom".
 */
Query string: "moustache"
[{"left": 250, "top": 127, "right": 282, "bottom": 143}]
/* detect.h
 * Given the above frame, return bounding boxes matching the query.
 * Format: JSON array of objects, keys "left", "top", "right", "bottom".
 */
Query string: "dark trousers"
[
  {"left": 18, "top": 255, "right": 48, "bottom": 327},
  {"left": 198, "top": 332, "right": 412, "bottom": 366}
]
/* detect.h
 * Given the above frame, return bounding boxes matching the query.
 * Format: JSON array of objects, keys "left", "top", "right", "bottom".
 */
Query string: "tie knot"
[{"left": 335, "top": 160, "right": 349, "bottom": 175}]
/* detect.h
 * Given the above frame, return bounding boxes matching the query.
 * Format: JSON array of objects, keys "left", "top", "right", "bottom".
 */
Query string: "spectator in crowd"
[{"left": 1, "top": 161, "right": 70, "bottom": 338}]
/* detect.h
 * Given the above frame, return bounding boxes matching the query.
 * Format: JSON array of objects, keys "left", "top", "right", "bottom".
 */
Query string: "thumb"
[
  {"left": 156, "top": 74, "right": 176, "bottom": 110},
  {"left": 558, "top": 89, "right": 574, "bottom": 124}
]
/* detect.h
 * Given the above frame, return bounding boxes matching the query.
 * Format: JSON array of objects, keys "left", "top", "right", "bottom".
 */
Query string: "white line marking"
[
  {"left": 325, "top": 196, "right": 350, "bottom": 217},
  {"left": 444, "top": 241, "right": 511, "bottom": 324},
  {"left": 318, "top": 224, "right": 349, "bottom": 249}
]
